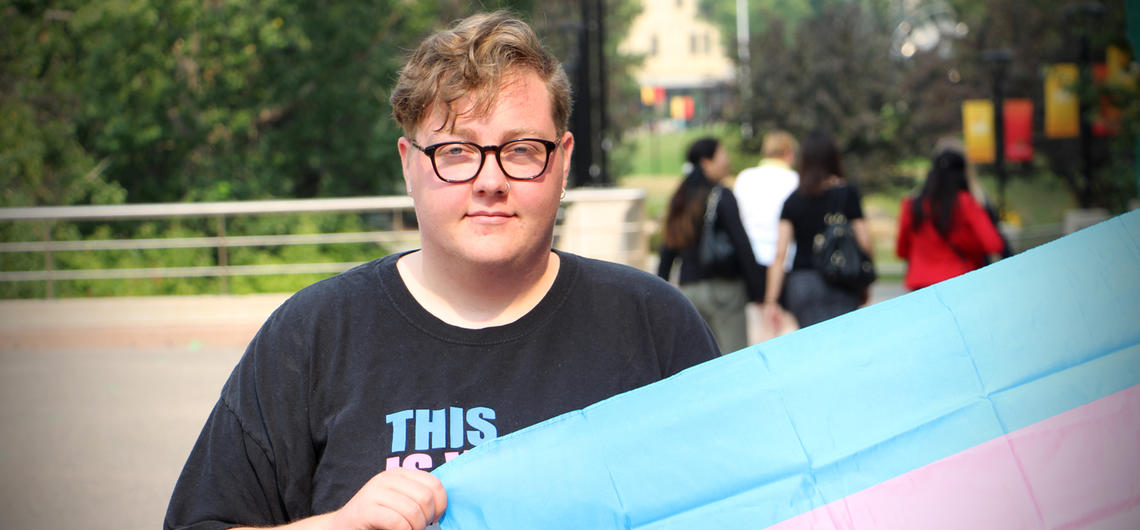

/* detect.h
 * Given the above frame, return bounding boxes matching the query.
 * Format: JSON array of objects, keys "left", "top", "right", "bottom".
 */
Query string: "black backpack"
[{"left": 812, "top": 186, "right": 876, "bottom": 290}]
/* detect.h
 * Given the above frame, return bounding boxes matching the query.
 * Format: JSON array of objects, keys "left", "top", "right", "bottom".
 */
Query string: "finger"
[
  {"left": 380, "top": 469, "right": 442, "bottom": 515},
  {"left": 359, "top": 502, "right": 416, "bottom": 530},
  {"left": 403, "top": 471, "right": 448, "bottom": 521},
  {"left": 333, "top": 492, "right": 416, "bottom": 530},
  {"left": 376, "top": 472, "right": 439, "bottom": 527}
]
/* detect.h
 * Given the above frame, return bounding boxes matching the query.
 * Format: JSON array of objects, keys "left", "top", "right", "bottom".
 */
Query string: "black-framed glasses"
[{"left": 410, "top": 138, "right": 558, "bottom": 183}]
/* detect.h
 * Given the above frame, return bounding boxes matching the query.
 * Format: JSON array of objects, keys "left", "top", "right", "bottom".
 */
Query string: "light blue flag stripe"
[{"left": 435, "top": 211, "right": 1140, "bottom": 529}]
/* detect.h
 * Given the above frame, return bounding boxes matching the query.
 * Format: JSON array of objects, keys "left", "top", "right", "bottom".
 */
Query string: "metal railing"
[{"left": 1, "top": 189, "right": 649, "bottom": 298}]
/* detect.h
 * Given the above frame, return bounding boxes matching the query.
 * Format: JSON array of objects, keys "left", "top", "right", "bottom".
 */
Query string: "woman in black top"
[
  {"left": 763, "top": 130, "right": 873, "bottom": 328},
  {"left": 658, "top": 137, "right": 766, "bottom": 353}
]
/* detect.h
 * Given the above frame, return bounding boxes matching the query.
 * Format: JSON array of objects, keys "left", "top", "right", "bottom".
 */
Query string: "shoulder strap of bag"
[
  {"left": 942, "top": 232, "right": 972, "bottom": 265},
  {"left": 933, "top": 197, "right": 974, "bottom": 265},
  {"left": 826, "top": 184, "right": 848, "bottom": 221},
  {"left": 704, "top": 186, "right": 722, "bottom": 227}
]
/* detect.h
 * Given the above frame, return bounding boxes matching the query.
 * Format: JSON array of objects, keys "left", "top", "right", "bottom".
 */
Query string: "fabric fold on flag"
[{"left": 434, "top": 211, "right": 1140, "bottom": 529}]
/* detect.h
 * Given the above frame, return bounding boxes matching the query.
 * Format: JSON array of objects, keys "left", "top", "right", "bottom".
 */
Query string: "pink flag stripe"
[{"left": 768, "top": 383, "right": 1140, "bottom": 530}]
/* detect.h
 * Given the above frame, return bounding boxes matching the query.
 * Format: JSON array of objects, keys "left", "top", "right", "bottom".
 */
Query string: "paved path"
[
  {"left": 0, "top": 294, "right": 287, "bottom": 530},
  {"left": 0, "top": 283, "right": 905, "bottom": 529}
]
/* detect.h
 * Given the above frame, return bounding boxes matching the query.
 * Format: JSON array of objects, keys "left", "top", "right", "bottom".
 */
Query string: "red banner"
[
  {"left": 1003, "top": 99, "right": 1034, "bottom": 163},
  {"left": 1092, "top": 64, "right": 1121, "bottom": 137}
]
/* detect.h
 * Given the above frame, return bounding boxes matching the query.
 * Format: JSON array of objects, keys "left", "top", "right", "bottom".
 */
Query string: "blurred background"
[{"left": 2, "top": 0, "right": 1137, "bottom": 298}]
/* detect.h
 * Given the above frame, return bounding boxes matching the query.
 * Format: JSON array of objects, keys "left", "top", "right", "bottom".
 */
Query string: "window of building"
[
  {"left": 650, "top": 34, "right": 658, "bottom": 56},
  {"left": 690, "top": 33, "right": 697, "bottom": 54}
]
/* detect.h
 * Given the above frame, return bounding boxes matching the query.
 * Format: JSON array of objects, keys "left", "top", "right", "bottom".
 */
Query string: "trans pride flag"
[{"left": 434, "top": 211, "right": 1140, "bottom": 529}]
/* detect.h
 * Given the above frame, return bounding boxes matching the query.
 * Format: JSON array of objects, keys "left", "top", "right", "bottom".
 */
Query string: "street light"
[
  {"left": 736, "top": 0, "right": 752, "bottom": 139},
  {"left": 982, "top": 48, "right": 1013, "bottom": 215},
  {"left": 1063, "top": 2, "right": 1105, "bottom": 208}
]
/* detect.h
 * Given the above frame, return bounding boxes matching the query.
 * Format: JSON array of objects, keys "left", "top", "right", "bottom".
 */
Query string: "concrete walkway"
[
  {"left": 0, "top": 293, "right": 291, "bottom": 351},
  {"left": 0, "top": 294, "right": 288, "bottom": 530},
  {"left": 0, "top": 283, "right": 905, "bottom": 529}
]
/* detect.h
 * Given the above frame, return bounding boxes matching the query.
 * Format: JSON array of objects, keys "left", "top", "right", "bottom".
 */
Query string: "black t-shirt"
[
  {"left": 781, "top": 185, "right": 865, "bottom": 270},
  {"left": 164, "top": 250, "right": 718, "bottom": 529}
]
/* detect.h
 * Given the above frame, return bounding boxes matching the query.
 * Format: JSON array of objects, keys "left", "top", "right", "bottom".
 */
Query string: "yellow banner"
[
  {"left": 1106, "top": 45, "right": 1137, "bottom": 88},
  {"left": 640, "top": 86, "right": 657, "bottom": 106},
  {"left": 670, "top": 96, "right": 685, "bottom": 120},
  {"left": 1045, "top": 63, "right": 1079, "bottom": 139},
  {"left": 962, "top": 100, "right": 994, "bottom": 164}
]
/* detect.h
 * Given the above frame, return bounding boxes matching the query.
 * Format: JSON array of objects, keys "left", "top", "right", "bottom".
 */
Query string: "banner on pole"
[
  {"left": 1003, "top": 99, "right": 1034, "bottom": 162},
  {"left": 962, "top": 100, "right": 994, "bottom": 164},
  {"left": 1045, "top": 63, "right": 1080, "bottom": 139}
]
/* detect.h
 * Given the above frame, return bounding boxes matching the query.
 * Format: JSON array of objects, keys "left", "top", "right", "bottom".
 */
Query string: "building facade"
[{"left": 621, "top": 0, "right": 735, "bottom": 124}]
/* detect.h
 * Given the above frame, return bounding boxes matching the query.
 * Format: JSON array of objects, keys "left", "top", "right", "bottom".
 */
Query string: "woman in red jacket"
[{"left": 896, "top": 150, "right": 1006, "bottom": 291}]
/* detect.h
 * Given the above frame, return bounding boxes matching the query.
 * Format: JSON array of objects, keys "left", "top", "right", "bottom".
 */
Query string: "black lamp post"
[
  {"left": 1063, "top": 2, "right": 1105, "bottom": 208},
  {"left": 982, "top": 48, "right": 1012, "bottom": 215},
  {"left": 568, "top": 0, "right": 610, "bottom": 187}
]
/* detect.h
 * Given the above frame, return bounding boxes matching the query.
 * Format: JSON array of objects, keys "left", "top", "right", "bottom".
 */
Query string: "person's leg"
[
  {"left": 785, "top": 270, "right": 861, "bottom": 328},
  {"left": 680, "top": 280, "right": 747, "bottom": 354},
  {"left": 706, "top": 278, "right": 748, "bottom": 354},
  {"left": 815, "top": 284, "right": 861, "bottom": 323},
  {"left": 784, "top": 271, "right": 830, "bottom": 328},
  {"left": 679, "top": 282, "right": 718, "bottom": 348}
]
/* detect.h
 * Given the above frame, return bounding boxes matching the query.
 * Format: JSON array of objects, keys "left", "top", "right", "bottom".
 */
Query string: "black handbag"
[
  {"left": 698, "top": 186, "right": 735, "bottom": 270},
  {"left": 812, "top": 186, "right": 876, "bottom": 290}
]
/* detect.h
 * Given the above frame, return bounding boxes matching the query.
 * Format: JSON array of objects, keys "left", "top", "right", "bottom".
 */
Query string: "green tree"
[
  {"left": 932, "top": 0, "right": 1135, "bottom": 211},
  {"left": 709, "top": 0, "right": 908, "bottom": 188},
  {"left": 1, "top": 2, "right": 126, "bottom": 207},
  {"left": 699, "top": 0, "right": 1136, "bottom": 209},
  {"left": 67, "top": 0, "right": 442, "bottom": 202},
  {"left": 4, "top": 1, "right": 641, "bottom": 205}
]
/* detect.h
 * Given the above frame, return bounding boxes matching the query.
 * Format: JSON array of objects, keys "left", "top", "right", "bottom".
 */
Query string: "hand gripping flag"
[{"left": 434, "top": 211, "right": 1140, "bottom": 529}]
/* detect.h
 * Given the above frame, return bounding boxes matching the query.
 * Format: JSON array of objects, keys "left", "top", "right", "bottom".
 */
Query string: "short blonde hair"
[
  {"left": 761, "top": 130, "right": 798, "bottom": 159},
  {"left": 390, "top": 11, "right": 572, "bottom": 138}
]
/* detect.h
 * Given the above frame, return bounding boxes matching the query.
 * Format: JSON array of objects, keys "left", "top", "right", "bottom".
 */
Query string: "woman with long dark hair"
[
  {"left": 896, "top": 149, "right": 1005, "bottom": 290},
  {"left": 763, "top": 130, "right": 873, "bottom": 328},
  {"left": 658, "top": 137, "right": 766, "bottom": 354}
]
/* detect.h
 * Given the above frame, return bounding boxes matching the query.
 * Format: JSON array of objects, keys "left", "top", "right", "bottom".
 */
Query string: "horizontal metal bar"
[
  {"left": 0, "top": 190, "right": 651, "bottom": 294},
  {"left": 0, "top": 230, "right": 423, "bottom": 253},
  {"left": 0, "top": 262, "right": 367, "bottom": 282},
  {"left": 0, "top": 196, "right": 415, "bottom": 221},
  {"left": 0, "top": 189, "right": 644, "bottom": 222},
  {"left": 564, "top": 188, "right": 646, "bottom": 202},
  {"left": 0, "top": 221, "right": 649, "bottom": 253}
]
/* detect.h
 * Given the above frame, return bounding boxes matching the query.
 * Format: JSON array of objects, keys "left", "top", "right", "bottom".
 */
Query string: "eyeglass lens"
[{"left": 432, "top": 140, "right": 550, "bottom": 182}]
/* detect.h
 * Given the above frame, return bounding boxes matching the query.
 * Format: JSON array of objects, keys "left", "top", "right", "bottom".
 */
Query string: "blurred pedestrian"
[
  {"left": 934, "top": 137, "right": 1013, "bottom": 261},
  {"left": 734, "top": 130, "right": 800, "bottom": 342},
  {"left": 896, "top": 149, "right": 1006, "bottom": 291},
  {"left": 763, "top": 130, "right": 872, "bottom": 329},
  {"left": 658, "top": 137, "right": 766, "bottom": 354}
]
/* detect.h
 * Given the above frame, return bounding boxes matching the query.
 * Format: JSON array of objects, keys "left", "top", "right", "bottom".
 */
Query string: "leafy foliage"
[
  {"left": 3, "top": 0, "right": 640, "bottom": 206},
  {"left": 69, "top": 0, "right": 441, "bottom": 202},
  {"left": 1, "top": 2, "right": 127, "bottom": 208},
  {"left": 1, "top": 1, "right": 648, "bottom": 298},
  {"left": 698, "top": 0, "right": 1137, "bottom": 210}
]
